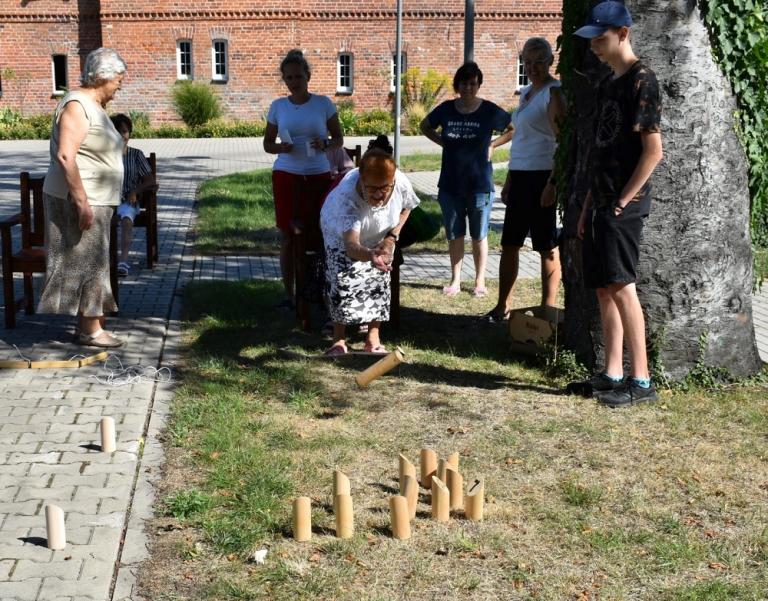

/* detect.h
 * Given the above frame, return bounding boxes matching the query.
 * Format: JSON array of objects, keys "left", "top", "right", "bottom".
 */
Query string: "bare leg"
[
  {"left": 540, "top": 248, "right": 561, "bottom": 306},
  {"left": 596, "top": 287, "right": 624, "bottom": 377},
  {"left": 610, "top": 283, "right": 649, "bottom": 379},
  {"left": 471, "top": 238, "right": 488, "bottom": 290},
  {"left": 447, "top": 238, "right": 464, "bottom": 289},
  {"left": 279, "top": 231, "right": 294, "bottom": 299},
  {"left": 330, "top": 324, "right": 347, "bottom": 351},
  {"left": 120, "top": 217, "right": 133, "bottom": 263},
  {"left": 78, "top": 315, "right": 104, "bottom": 334},
  {"left": 366, "top": 321, "right": 381, "bottom": 349},
  {"left": 491, "top": 245, "right": 520, "bottom": 315}
]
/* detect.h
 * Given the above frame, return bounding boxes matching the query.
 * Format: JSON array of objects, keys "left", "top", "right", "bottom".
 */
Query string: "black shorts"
[
  {"left": 582, "top": 202, "right": 646, "bottom": 289},
  {"left": 500, "top": 170, "right": 558, "bottom": 251}
]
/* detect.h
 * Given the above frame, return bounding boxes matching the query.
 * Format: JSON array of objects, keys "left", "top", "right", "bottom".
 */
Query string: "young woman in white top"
[
  {"left": 263, "top": 49, "right": 344, "bottom": 308},
  {"left": 484, "top": 37, "right": 566, "bottom": 322}
]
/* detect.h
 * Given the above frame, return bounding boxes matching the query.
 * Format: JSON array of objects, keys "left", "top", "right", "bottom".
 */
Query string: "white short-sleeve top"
[{"left": 320, "top": 169, "right": 420, "bottom": 250}]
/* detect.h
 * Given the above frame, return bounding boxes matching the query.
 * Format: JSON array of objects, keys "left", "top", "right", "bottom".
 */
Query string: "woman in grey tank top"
[{"left": 38, "top": 48, "right": 127, "bottom": 348}]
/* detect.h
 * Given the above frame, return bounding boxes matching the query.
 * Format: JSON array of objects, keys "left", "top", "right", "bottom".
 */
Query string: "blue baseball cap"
[{"left": 573, "top": 1, "right": 633, "bottom": 38}]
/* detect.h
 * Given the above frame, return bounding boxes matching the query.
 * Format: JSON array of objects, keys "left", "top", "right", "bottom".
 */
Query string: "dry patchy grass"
[{"left": 138, "top": 279, "right": 768, "bottom": 601}]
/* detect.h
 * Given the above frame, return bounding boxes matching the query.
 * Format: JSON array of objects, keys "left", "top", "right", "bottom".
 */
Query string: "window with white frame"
[
  {"left": 177, "top": 40, "right": 192, "bottom": 79},
  {"left": 391, "top": 52, "right": 407, "bottom": 92},
  {"left": 337, "top": 53, "right": 353, "bottom": 93},
  {"left": 517, "top": 56, "right": 529, "bottom": 89},
  {"left": 52, "top": 55, "right": 67, "bottom": 94},
  {"left": 211, "top": 39, "right": 228, "bottom": 82}
]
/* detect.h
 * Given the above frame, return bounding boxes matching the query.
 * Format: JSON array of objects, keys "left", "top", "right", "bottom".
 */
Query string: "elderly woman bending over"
[
  {"left": 320, "top": 142, "right": 420, "bottom": 356},
  {"left": 39, "top": 48, "right": 126, "bottom": 347}
]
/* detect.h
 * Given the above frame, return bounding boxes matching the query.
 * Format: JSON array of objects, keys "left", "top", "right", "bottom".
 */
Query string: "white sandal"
[{"left": 77, "top": 328, "right": 124, "bottom": 348}]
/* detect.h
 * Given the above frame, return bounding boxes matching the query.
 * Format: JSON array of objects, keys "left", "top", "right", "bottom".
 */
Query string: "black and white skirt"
[{"left": 325, "top": 246, "right": 390, "bottom": 324}]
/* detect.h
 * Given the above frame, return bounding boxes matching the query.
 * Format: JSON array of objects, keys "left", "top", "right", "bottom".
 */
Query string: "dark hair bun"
[{"left": 367, "top": 134, "right": 394, "bottom": 155}]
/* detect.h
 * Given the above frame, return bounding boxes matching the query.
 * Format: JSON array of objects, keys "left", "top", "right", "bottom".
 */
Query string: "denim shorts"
[
  {"left": 116, "top": 202, "right": 141, "bottom": 222},
  {"left": 437, "top": 189, "right": 494, "bottom": 241}
]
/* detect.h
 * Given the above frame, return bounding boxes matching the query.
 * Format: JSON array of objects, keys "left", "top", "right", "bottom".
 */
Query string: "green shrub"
[
  {"left": 0, "top": 107, "right": 22, "bottom": 126},
  {"left": 354, "top": 108, "right": 394, "bottom": 135},
  {"left": 149, "top": 124, "right": 192, "bottom": 138},
  {"left": 404, "top": 101, "right": 428, "bottom": 135},
  {"left": 401, "top": 67, "right": 451, "bottom": 112},
  {"left": 171, "top": 81, "right": 222, "bottom": 127},
  {"left": 25, "top": 114, "right": 52, "bottom": 138},
  {"left": 127, "top": 109, "right": 151, "bottom": 130},
  {"left": 0, "top": 122, "right": 39, "bottom": 140},
  {"left": 193, "top": 119, "right": 266, "bottom": 138},
  {"left": 336, "top": 99, "right": 357, "bottom": 135}
]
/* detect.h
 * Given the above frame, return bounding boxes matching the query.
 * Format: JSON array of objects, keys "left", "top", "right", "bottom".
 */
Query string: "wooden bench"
[{"left": 0, "top": 172, "right": 119, "bottom": 329}]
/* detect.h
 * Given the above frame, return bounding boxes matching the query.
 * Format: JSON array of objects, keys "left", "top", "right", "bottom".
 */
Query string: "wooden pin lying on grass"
[
  {"left": 292, "top": 497, "right": 312, "bottom": 542},
  {"left": 389, "top": 495, "right": 411, "bottom": 540},
  {"left": 45, "top": 504, "right": 66, "bottom": 550},
  {"left": 420, "top": 448, "right": 437, "bottom": 488},
  {"left": 398, "top": 453, "right": 416, "bottom": 493},
  {"left": 465, "top": 478, "right": 484, "bottom": 521},
  {"left": 355, "top": 347, "right": 406, "bottom": 387},
  {"left": 431, "top": 477, "right": 450, "bottom": 522},
  {"left": 335, "top": 494, "right": 354, "bottom": 538},
  {"left": 100, "top": 417, "right": 116, "bottom": 453}
]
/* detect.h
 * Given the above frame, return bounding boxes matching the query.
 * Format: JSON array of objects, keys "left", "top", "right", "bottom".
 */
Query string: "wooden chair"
[
  {"left": 344, "top": 145, "right": 362, "bottom": 167},
  {"left": 1, "top": 172, "right": 119, "bottom": 329},
  {"left": 129, "top": 152, "right": 159, "bottom": 268}
]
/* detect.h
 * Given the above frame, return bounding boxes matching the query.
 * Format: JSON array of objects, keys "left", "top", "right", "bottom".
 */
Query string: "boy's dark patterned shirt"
[{"left": 591, "top": 61, "right": 662, "bottom": 214}]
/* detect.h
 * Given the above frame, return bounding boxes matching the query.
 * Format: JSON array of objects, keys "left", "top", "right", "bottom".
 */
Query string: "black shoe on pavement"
[
  {"left": 566, "top": 372, "right": 623, "bottom": 397},
  {"left": 596, "top": 379, "right": 658, "bottom": 408}
]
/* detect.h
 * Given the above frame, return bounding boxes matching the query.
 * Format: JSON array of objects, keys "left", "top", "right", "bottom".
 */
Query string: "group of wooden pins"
[
  {"left": 44, "top": 417, "right": 118, "bottom": 550},
  {"left": 292, "top": 448, "right": 485, "bottom": 542}
]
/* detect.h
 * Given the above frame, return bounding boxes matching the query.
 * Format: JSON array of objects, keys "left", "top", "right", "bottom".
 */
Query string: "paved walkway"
[{"left": 0, "top": 137, "right": 766, "bottom": 600}]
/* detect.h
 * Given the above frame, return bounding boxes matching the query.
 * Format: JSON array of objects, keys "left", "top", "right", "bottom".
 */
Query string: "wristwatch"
[{"left": 385, "top": 230, "right": 399, "bottom": 242}]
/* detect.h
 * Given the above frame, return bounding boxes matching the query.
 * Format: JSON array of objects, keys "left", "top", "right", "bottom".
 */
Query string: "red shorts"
[{"left": 272, "top": 170, "right": 331, "bottom": 232}]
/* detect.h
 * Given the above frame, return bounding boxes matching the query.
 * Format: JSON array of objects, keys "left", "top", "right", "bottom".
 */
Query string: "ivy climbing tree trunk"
[{"left": 560, "top": 0, "right": 762, "bottom": 379}]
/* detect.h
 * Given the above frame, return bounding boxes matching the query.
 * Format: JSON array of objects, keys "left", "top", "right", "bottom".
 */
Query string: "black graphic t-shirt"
[
  {"left": 428, "top": 99, "right": 511, "bottom": 194},
  {"left": 591, "top": 61, "right": 662, "bottom": 213}
]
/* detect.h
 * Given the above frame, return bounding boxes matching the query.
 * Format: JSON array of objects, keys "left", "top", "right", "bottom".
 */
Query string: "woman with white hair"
[
  {"left": 483, "top": 36, "right": 566, "bottom": 322},
  {"left": 38, "top": 47, "right": 127, "bottom": 347}
]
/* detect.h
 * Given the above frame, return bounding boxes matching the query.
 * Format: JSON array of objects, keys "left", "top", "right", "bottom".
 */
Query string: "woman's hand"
[
  {"left": 540, "top": 182, "right": 556, "bottom": 207},
  {"left": 371, "top": 247, "right": 393, "bottom": 272},
  {"left": 75, "top": 199, "right": 94, "bottom": 231},
  {"left": 310, "top": 137, "right": 326, "bottom": 150},
  {"left": 279, "top": 142, "right": 294, "bottom": 153}
]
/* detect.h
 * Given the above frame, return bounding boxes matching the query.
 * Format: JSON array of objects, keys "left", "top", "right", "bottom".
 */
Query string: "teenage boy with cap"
[{"left": 572, "top": 1, "right": 664, "bottom": 407}]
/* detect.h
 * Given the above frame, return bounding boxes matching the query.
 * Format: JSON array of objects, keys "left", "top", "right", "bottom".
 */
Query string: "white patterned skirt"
[
  {"left": 37, "top": 193, "right": 117, "bottom": 317},
  {"left": 325, "top": 245, "right": 390, "bottom": 324}
]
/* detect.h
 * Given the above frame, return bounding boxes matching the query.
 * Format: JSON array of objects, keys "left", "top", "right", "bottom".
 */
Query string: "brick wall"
[{"left": 1, "top": 1, "right": 562, "bottom": 124}]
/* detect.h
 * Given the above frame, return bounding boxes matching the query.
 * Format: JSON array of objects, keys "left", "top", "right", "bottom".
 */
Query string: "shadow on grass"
[{"left": 184, "top": 279, "right": 556, "bottom": 399}]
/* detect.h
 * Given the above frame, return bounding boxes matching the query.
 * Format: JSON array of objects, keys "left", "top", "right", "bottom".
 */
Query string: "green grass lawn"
[
  {"left": 195, "top": 169, "right": 503, "bottom": 256},
  {"left": 399, "top": 148, "right": 510, "bottom": 173},
  {"left": 138, "top": 279, "right": 768, "bottom": 601}
]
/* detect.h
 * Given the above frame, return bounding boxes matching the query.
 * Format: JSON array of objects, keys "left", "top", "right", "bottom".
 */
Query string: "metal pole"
[
  {"left": 394, "top": 0, "right": 403, "bottom": 165},
  {"left": 464, "top": 0, "right": 474, "bottom": 63}
]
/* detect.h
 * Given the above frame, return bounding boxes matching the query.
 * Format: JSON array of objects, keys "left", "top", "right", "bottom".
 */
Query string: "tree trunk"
[{"left": 561, "top": 0, "right": 762, "bottom": 379}]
